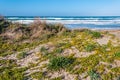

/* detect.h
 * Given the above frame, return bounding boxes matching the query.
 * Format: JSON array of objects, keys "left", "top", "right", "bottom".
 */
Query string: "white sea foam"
[
  {"left": 7, "top": 17, "right": 19, "bottom": 20},
  {"left": 11, "top": 19, "right": 120, "bottom": 25},
  {"left": 12, "top": 20, "right": 33, "bottom": 24},
  {"left": 6, "top": 16, "right": 120, "bottom": 29},
  {"left": 47, "top": 20, "right": 120, "bottom": 25}
]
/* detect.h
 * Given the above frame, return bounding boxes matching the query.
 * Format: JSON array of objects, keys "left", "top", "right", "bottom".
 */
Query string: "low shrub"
[
  {"left": 85, "top": 44, "right": 96, "bottom": 52},
  {"left": 16, "top": 52, "right": 27, "bottom": 59},
  {"left": 91, "top": 31, "right": 102, "bottom": 38},
  {"left": 55, "top": 48, "right": 63, "bottom": 54},
  {"left": 40, "top": 46, "right": 49, "bottom": 55},
  {"left": 114, "top": 52, "right": 120, "bottom": 58},
  {"left": 85, "top": 30, "right": 102, "bottom": 38},
  {"left": 40, "top": 46, "right": 47, "bottom": 52},
  {"left": 48, "top": 56, "right": 75, "bottom": 71},
  {"left": 88, "top": 70, "right": 100, "bottom": 80}
]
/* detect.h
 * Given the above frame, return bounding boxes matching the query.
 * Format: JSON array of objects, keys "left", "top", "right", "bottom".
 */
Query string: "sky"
[{"left": 0, "top": 0, "right": 120, "bottom": 16}]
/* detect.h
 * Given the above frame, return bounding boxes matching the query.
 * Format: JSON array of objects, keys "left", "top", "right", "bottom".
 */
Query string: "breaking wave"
[{"left": 5, "top": 16, "right": 120, "bottom": 29}]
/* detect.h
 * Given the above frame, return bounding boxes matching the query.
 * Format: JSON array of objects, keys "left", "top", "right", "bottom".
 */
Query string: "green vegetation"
[
  {"left": 40, "top": 46, "right": 47, "bottom": 52},
  {"left": 16, "top": 51, "right": 27, "bottom": 59},
  {"left": 55, "top": 48, "right": 63, "bottom": 53},
  {"left": 0, "top": 59, "right": 27, "bottom": 80},
  {"left": 0, "top": 68, "right": 27, "bottom": 80},
  {"left": 30, "top": 72, "right": 45, "bottom": 80},
  {"left": 0, "top": 59, "right": 17, "bottom": 69},
  {"left": 40, "top": 46, "right": 49, "bottom": 56},
  {"left": 85, "top": 44, "right": 96, "bottom": 52},
  {"left": 114, "top": 51, "right": 120, "bottom": 58},
  {"left": 85, "top": 29, "right": 102, "bottom": 38},
  {"left": 48, "top": 56, "right": 75, "bottom": 71},
  {"left": 91, "top": 31, "right": 102, "bottom": 38},
  {"left": 88, "top": 70, "right": 100, "bottom": 80}
]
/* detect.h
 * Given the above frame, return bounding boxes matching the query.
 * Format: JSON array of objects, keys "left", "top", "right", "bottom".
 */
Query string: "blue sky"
[{"left": 0, "top": 0, "right": 120, "bottom": 16}]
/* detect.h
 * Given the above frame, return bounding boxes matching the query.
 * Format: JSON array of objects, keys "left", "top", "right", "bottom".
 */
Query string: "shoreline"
[{"left": 70, "top": 27, "right": 120, "bottom": 31}]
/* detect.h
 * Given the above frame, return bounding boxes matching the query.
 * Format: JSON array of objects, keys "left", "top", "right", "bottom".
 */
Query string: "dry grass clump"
[
  {"left": 0, "top": 17, "right": 67, "bottom": 41},
  {"left": 0, "top": 16, "right": 68, "bottom": 56},
  {"left": 29, "top": 18, "right": 67, "bottom": 39},
  {"left": 0, "top": 15, "right": 4, "bottom": 20}
]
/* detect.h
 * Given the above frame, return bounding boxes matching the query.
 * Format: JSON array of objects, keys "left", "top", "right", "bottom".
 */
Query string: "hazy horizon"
[{"left": 5, "top": 15, "right": 120, "bottom": 17}]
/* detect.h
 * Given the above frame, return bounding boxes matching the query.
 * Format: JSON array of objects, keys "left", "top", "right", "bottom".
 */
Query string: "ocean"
[{"left": 5, "top": 16, "right": 120, "bottom": 30}]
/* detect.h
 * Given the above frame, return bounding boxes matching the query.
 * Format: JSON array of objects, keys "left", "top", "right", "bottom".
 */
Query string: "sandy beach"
[{"left": 1, "top": 16, "right": 120, "bottom": 80}]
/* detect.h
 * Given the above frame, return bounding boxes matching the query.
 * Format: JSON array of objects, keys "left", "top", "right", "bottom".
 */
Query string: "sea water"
[{"left": 5, "top": 16, "right": 120, "bottom": 30}]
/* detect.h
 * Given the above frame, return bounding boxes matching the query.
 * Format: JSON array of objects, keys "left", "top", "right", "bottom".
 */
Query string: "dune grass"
[{"left": 48, "top": 56, "right": 75, "bottom": 71}]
